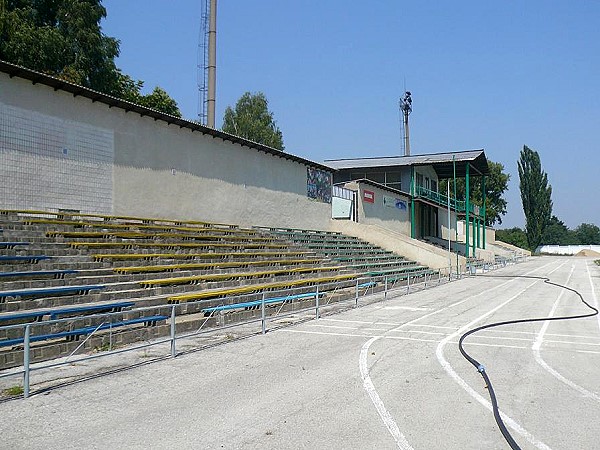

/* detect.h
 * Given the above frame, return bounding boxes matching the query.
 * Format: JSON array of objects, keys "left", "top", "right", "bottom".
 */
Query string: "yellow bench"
[
  {"left": 139, "top": 266, "right": 344, "bottom": 288},
  {"left": 93, "top": 251, "right": 314, "bottom": 262},
  {"left": 47, "top": 231, "right": 148, "bottom": 239},
  {"left": 3, "top": 209, "right": 242, "bottom": 229},
  {"left": 70, "top": 242, "right": 289, "bottom": 250},
  {"left": 168, "top": 273, "right": 357, "bottom": 303},
  {"left": 24, "top": 217, "right": 260, "bottom": 235},
  {"left": 113, "top": 258, "right": 321, "bottom": 274}
]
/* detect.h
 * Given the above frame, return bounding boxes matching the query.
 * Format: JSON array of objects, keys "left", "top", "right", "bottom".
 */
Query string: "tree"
[
  {"left": 133, "top": 86, "right": 181, "bottom": 117},
  {"left": 541, "top": 216, "right": 576, "bottom": 245},
  {"left": 574, "top": 223, "right": 600, "bottom": 245},
  {"left": 1, "top": 0, "right": 121, "bottom": 93},
  {"left": 440, "top": 160, "right": 510, "bottom": 226},
  {"left": 222, "top": 92, "right": 285, "bottom": 150},
  {"left": 495, "top": 227, "right": 528, "bottom": 250},
  {"left": 0, "top": 0, "right": 181, "bottom": 116},
  {"left": 518, "top": 145, "right": 553, "bottom": 251}
]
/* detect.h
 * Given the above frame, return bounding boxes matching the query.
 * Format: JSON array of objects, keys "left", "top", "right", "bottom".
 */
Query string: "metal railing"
[
  {"left": 415, "top": 186, "right": 484, "bottom": 217},
  {"left": 0, "top": 259, "right": 527, "bottom": 400}
]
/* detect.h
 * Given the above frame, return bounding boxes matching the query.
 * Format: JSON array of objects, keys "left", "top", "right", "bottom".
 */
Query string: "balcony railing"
[{"left": 415, "top": 186, "right": 483, "bottom": 216}]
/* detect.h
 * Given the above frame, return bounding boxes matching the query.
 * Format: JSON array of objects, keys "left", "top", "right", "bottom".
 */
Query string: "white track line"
[
  {"left": 360, "top": 337, "right": 415, "bottom": 449},
  {"left": 532, "top": 264, "right": 600, "bottom": 402},
  {"left": 358, "top": 259, "right": 558, "bottom": 449},
  {"left": 435, "top": 260, "right": 566, "bottom": 450},
  {"left": 286, "top": 329, "right": 534, "bottom": 350},
  {"left": 403, "top": 324, "right": 458, "bottom": 330},
  {"left": 587, "top": 261, "right": 600, "bottom": 334},
  {"left": 358, "top": 286, "right": 481, "bottom": 448},
  {"left": 577, "top": 350, "right": 600, "bottom": 355},
  {"left": 480, "top": 328, "right": 600, "bottom": 340}
]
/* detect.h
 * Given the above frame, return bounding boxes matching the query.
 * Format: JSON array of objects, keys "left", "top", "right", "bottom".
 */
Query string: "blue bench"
[
  {"left": 0, "top": 284, "right": 106, "bottom": 301},
  {"left": 0, "top": 242, "right": 30, "bottom": 249},
  {"left": 358, "top": 281, "right": 377, "bottom": 289},
  {"left": 0, "top": 269, "right": 78, "bottom": 279},
  {"left": 0, "top": 315, "right": 168, "bottom": 347},
  {"left": 0, "top": 255, "right": 51, "bottom": 263},
  {"left": 202, "top": 291, "right": 325, "bottom": 314},
  {"left": 0, "top": 301, "right": 135, "bottom": 323}
]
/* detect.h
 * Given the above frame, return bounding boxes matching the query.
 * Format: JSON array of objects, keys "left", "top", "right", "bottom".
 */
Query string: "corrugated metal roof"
[
  {"left": 0, "top": 60, "right": 333, "bottom": 173},
  {"left": 325, "top": 149, "right": 489, "bottom": 177}
]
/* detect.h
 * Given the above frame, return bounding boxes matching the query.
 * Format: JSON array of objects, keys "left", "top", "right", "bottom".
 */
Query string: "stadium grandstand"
[{"left": 0, "top": 60, "right": 529, "bottom": 390}]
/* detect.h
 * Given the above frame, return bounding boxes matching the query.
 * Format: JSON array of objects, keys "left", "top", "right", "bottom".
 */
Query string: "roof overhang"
[
  {"left": 343, "top": 178, "right": 411, "bottom": 198},
  {"left": 325, "top": 149, "right": 489, "bottom": 178}
]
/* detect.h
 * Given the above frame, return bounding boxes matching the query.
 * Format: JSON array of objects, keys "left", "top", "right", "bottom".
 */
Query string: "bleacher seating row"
[{"left": 0, "top": 209, "right": 434, "bottom": 368}]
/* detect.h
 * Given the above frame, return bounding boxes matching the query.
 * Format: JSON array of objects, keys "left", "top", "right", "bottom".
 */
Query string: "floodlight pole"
[{"left": 400, "top": 92, "right": 412, "bottom": 156}]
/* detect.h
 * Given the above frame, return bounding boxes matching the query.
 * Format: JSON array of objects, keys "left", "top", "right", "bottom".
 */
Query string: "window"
[
  {"left": 368, "top": 172, "right": 385, "bottom": 184},
  {"left": 416, "top": 173, "right": 424, "bottom": 188},
  {"left": 383, "top": 172, "right": 401, "bottom": 191},
  {"left": 431, "top": 180, "right": 438, "bottom": 192}
]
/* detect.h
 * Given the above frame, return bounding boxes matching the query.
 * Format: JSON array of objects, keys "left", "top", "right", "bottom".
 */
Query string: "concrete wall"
[
  {"left": 536, "top": 245, "right": 599, "bottom": 256},
  {"left": 457, "top": 220, "right": 491, "bottom": 245},
  {"left": 438, "top": 207, "right": 458, "bottom": 241},
  {"left": 0, "top": 73, "right": 331, "bottom": 229},
  {"left": 345, "top": 181, "right": 411, "bottom": 236}
]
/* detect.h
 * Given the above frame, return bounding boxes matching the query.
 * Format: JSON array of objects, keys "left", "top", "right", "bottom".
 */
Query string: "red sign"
[{"left": 363, "top": 190, "right": 375, "bottom": 203}]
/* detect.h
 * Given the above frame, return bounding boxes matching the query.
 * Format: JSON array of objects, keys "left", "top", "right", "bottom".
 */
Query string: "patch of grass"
[
  {"left": 93, "top": 342, "right": 112, "bottom": 353},
  {"left": 4, "top": 385, "right": 24, "bottom": 396},
  {"left": 595, "top": 259, "right": 600, "bottom": 266}
]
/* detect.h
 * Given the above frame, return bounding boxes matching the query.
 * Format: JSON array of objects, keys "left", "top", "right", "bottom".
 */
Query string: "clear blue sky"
[{"left": 102, "top": 1, "right": 599, "bottom": 229}]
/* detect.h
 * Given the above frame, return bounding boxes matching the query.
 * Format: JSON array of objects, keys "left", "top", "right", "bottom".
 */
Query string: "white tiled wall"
[{"left": 0, "top": 103, "right": 114, "bottom": 213}]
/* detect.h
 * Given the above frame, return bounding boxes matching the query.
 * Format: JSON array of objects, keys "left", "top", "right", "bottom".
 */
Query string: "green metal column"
[
  {"left": 482, "top": 175, "right": 487, "bottom": 249},
  {"left": 465, "top": 164, "right": 470, "bottom": 258},
  {"left": 410, "top": 166, "right": 415, "bottom": 239},
  {"left": 453, "top": 157, "right": 459, "bottom": 274},
  {"left": 476, "top": 216, "right": 480, "bottom": 249}
]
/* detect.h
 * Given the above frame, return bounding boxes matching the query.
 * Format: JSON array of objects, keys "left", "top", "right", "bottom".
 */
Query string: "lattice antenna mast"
[
  {"left": 400, "top": 91, "right": 412, "bottom": 156},
  {"left": 197, "top": 0, "right": 217, "bottom": 127}
]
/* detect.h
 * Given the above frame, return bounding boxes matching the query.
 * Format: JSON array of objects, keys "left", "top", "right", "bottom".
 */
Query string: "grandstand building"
[
  {"left": 0, "top": 59, "right": 492, "bottom": 259},
  {"left": 0, "top": 59, "right": 530, "bottom": 373}
]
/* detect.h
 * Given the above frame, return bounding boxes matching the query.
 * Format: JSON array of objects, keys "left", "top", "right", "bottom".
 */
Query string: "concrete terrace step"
[
  {"left": 0, "top": 269, "right": 356, "bottom": 312},
  {"left": 0, "top": 260, "right": 338, "bottom": 291},
  {"left": 63, "top": 242, "right": 291, "bottom": 253},
  {"left": 20, "top": 218, "right": 252, "bottom": 231},
  {"left": 90, "top": 250, "right": 317, "bottom": 262},
  {"left": 168, "top": 273, "right": 359, "bottom": 304}
]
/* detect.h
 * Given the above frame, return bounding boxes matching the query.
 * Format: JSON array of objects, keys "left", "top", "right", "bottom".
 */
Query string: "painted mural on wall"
[
  {"left": 307, "top": 168, "right": 332, "bottom": 203},
  {"left": 383, "top": 195, "right": 407, "bottom": 210}
]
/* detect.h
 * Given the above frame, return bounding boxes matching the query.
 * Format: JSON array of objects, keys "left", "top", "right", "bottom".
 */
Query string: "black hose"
[{"left": 458, "top": 274, "right": 599, "bottom": 449}]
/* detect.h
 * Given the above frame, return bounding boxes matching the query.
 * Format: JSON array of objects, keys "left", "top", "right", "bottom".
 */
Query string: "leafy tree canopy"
[
  {"left": 495, "top": 227, "right": 528, "bottom": 250},
  {"left": 133, "top": 86, "right": 181, "bottom": 117},
  {"left": 540, "top": 216, "right": 577, "bottom": 246},
  {"left": 222, "top": 92, "right": 285, "bottom": 150},
  {"left": 440, "top": 160, "right": 509, "bottom": 226},
  {"left": 518, "top": 145, "right": 553, "bottom": 251},
  {"left": 0, "top": 0, "right": 181, "bottom": 116},
  {"left": 574, "top": 223, "right": 600, "bottom": 245}
]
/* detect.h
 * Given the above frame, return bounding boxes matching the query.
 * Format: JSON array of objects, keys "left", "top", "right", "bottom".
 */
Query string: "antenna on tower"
[
  {"left": 197, "top": 0, "right": 217, "bottom": 127},
  {"left": 400, "top": 91, "right": 412, "bottom": 156}
]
